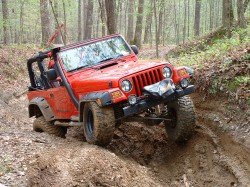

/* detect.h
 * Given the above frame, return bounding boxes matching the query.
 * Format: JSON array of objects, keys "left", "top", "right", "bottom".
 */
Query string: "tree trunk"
[
  {"left": 40, "top": 0, "right": 51, "bottom": 45},
  {"left": 126, "top": 0, "right": 135, "bottom": 43},
  {"left": 133, "top": 0, "right": 145, "bottom": 48},
  {"left": 194, "top": 0, "right": 201, "bottom": 36},
  {"left": 105, "top": 0, "right": 116, "bottom": 34},
  {"left": 237, "top": 0, "right": 247, "bottom": 28},
  {"left": 162, "top": 6, "right": 166, "bottom": 46},
  {"left": 124, "top": 2, "right": 128, "bottom": 37},
  {"left": 2, "top": 0, "right": 11, "bottom": 44},
  {"left": 158, "top": 1, "right": 164, "bottom": 45},
  {"left": 187, "top": 0, "right": 190, "bottom": 38},
  {"left": 243, "top": 0, "right": 250, "bottom": 13},
  {"left": 19, "top": 0, "right": 25, "bottom": 44},
  {"left": 143, "top": 1, "right": 153, "bottom": 44},
  {"left": 222, "top": 0, "right": 233, "bottom": 37},
  {"left": 153, "top": 0, "right": 158, "bottom": 58},
  {"left": 78, "top": 0, "right": 83, "bottom": 41},
  {"left": 84, "top": 0, "right": 94, "bottom": 39},
  {"left": 98, "top": 0, "right": 106, "bottom": 37},
  {"left": 215, "top": 0, "right": 220, "bottom": 28},
  {"left": 173, "top": 1, "right": 179, "bottom": 44},
  {"left": 209, "top": 0, "right": 214, "bottom": 31},
  {"left": 54, "top": 0, "right": 62, "bottom": 44},
  {"left": 62, "top": 0, "right": 67, "bottom": 44},
  {"left": 183, "top": 0, "right": 187, "bottom": 43},
  {"left": 117, "top": 0, "right": 122, "bottom": 34}
]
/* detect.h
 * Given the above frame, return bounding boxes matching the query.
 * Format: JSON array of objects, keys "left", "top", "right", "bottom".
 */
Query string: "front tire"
[
  {"left": 165, "top": 96, "right": 196, "bottom": 143},
  {"left": 83, "top": 102, "right": 115, "bottom": 146},
  {"left": 33, "top": 116, "right": 67, "bottom": 138}
]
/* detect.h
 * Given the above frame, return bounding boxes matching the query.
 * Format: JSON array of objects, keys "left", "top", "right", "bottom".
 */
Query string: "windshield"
[{"left": 59, "top": 36, "right": 131, "bottom": 72}]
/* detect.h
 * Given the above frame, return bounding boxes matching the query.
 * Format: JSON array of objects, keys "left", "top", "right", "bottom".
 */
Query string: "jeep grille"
[{"left": 131, "top": 68, "right": 163, "bottom": 96}]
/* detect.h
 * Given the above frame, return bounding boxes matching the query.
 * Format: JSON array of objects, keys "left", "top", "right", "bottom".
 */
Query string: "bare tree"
[
  {"left": 158, "top": 1, "right": 164, "bottom": 44},
  {"left": 62, "top": 0, "right": 67, "bottom": 44},
  {"left": 40, "top": 0, "right": 51, "bottom": 45},
  {"left": 173, "top": 1, "right": 179, "bottom": 44},
  {"left": 187, "top": 0, "right": 190, "bottom": 38},
  {"left": 78, "top": 0, "right": 83, "bottom": 41},
  {"left": 194, "top": 0, "right": 201, "bottom": 36},
  {"left": 222, "top": 0, "right": 233, "bottom": 37},
  {"left": 144, "top": 1, "right": 153, "bottom": 44},
  {"left": 243, "top": 0, "right": 250, "bottom": 13},
  {"left": 133, "top": 0, "right": 144, "bottom": 48},
  {"left": 153, "top": 0, "right": 158, "bottom": 58},
  {"left": 54, "top": 0, "right": 62, "bottom": 44},
  {"left": 237, "top": 0, "right": 247, "bottom": 28},
  {"left": 105, "top": 0, "right": 116, "bottom": 34},
  {"left": 84, "top": 0, "right": 94, "bottom": 39},
  {"left": 183, "top": 0, "right": 187, "bottom": 43},
  {"left": 2, "top": 0, "right": 11, "bottom": 44},
  {"left": 209, "top": 0, "right": 214, "bottom": 30},
  {"left": 98, "top": 0, "right": 106, "bottom": 36},
  {"left": 126, "top": 0, "right": 134, "bottom": 43}
]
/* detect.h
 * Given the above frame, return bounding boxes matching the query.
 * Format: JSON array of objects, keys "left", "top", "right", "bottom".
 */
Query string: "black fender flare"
[
  {"left": 79, "top": 92, "right": 112, "bottom": 122},
  {"left": 29, "top": 97, "right": 55, "bottom": 121}
]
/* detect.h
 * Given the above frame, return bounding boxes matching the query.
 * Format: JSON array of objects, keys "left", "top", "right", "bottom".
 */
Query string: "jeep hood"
[{"left": 70, "top": 60, "right": 169, "bottom": 93}]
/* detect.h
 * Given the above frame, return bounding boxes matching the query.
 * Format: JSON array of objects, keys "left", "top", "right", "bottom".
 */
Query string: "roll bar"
[{"left": 27, "top": 47, "right": 79, "bottom": 110}]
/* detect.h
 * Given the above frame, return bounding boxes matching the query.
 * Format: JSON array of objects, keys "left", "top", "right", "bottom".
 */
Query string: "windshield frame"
[{"left": 58, "top": 35, "right": 132, "bottom": 73}]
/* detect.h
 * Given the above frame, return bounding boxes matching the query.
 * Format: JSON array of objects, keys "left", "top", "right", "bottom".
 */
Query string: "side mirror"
[
  {"left": 130, "top": 45, "right": 139, "bottom": 55},
  {"left": 46, "top": 69, "right": 57, "bottom": 80}
]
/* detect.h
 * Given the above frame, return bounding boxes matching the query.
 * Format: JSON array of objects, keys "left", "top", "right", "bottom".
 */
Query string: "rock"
[
  {"left": 214, "top": 117, "right": 220, "bottom": 122},
  {"left": 18, "top": 171, "right": 25, "bottom": 176}
]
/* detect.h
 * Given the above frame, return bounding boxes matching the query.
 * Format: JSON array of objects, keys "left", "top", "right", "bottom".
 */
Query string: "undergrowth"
[
  {"left": 169, "top": 25, "right": 250, "bottom": 107},
  {"left": 169, "top": 25, "right": 250, "bottom": 67}
]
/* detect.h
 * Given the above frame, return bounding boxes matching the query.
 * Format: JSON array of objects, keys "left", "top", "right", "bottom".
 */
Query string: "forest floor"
[{"left": 0, "top": 45, "right": 249, "bottom": 187}]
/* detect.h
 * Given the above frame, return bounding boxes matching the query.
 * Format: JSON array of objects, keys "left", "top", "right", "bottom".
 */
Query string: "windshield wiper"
[
  {"left": 68, "top": 65, "right": 98, "bottom": 72},
  {"left": 98, "top": 57, "right": 114, "bottom": 63},
  {"left": 98, "top": 54, "right": 124, "bottom": 64}
]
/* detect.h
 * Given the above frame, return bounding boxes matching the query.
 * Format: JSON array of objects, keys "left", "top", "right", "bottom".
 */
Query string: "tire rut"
[{"left": 198, "top": 123, "right": 250, "bottom": 186}]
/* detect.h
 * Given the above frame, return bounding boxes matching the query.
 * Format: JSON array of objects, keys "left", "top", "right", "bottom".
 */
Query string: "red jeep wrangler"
[{"left": 27, "top": 34, "right": 195, "bottom": 146}]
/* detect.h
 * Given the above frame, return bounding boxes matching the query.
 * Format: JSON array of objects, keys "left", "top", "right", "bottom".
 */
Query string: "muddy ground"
[
  {"left": 0, "top": 46, "right": 250, "bottom": 187},
  {"left": 0, "top": 87, "right": 250, "bottom": 187}
]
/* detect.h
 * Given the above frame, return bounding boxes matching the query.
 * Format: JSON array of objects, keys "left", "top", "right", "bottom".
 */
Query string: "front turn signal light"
[{"left": 111, "top": 90, "right": 122, "bottom": 99}]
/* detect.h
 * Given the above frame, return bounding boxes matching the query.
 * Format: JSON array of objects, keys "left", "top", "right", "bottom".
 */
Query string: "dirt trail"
[
  {"left": 0, "top": 46, "right": 250, "bottom": 187},
  {"left": 0, "top": 90, "right": 250, "bottom": 187}
]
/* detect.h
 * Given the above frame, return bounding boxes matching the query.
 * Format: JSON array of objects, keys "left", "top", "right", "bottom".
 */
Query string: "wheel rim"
[
  {"left": 86, "top": 109, "right": 94, "bottom": 135},
  {"left": 168, "top": 108, "right": 177, "bottom": 128}
]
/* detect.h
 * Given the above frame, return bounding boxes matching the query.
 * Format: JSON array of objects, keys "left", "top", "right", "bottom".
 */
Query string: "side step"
[
  {"left": 54, "top": 121, "right": 82, "bottom": 127},
  {"left": 54, "top": 116, "right": 81, "bottom": 127},
  {"left": 71, "top": 115, "right": 79, "bottom": 122}
]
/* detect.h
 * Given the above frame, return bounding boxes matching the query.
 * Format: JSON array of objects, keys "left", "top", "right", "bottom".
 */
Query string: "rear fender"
[{"left": 29, "top": 97, "right": 55, "bottom": 121}]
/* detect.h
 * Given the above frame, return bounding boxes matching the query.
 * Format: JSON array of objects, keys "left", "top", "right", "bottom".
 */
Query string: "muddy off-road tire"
[
  {"left": 165, "top": 95, "right": 196, "bottom": 143},
  {"left": 83, "top": 102, "right": 115, "bottom": 146},
  {"left": 33, "top": 116, "right": 67, "bottom": 138}
]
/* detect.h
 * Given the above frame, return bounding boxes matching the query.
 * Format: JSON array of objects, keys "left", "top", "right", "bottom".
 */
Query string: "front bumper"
[{"left": 123, "top": 84, "right": 195, "bottom": 117}]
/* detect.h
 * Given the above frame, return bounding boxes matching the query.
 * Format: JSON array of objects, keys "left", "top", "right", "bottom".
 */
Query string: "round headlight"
[
  {"left": 121, "top": 80, "right": 132, "bottom": 92},
  {"left": 162, "top": 67, "right": 172, "bottom": 78}
]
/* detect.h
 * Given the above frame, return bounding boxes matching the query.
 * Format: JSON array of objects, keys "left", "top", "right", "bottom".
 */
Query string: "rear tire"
[
  {"left": 165, "top": 96, "right": 196, "bottom": 143},
  {"left": 83, "top": 102, "right": 115, "bottom": 146},
  {"left": 33, "top": 116, "right": 67, "bottom": 138}
]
